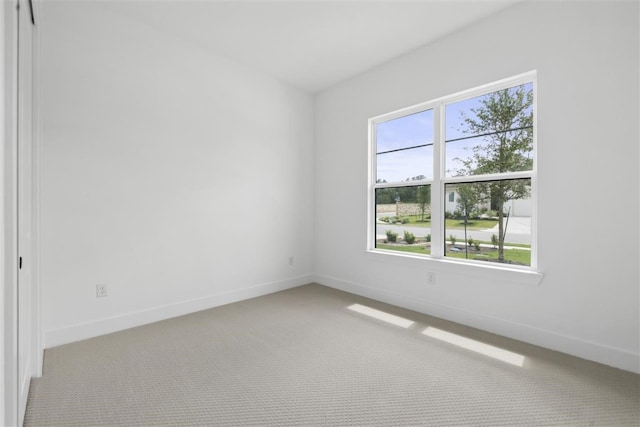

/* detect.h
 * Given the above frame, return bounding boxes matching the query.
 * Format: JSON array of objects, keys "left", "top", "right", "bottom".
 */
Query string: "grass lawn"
[
  {"left": 376, "top": 243, "right": 530, "bottom": 265},
  {"left": 445, "top": 218, "right": 499, "bottom": 230},
  {"left": 380, "top": 215, "right": 498, "bottom": 230},
  {"left": 466, "top": 240, "right": 531, "bottom": 249},
  {"left": 377, "top": 244, "right": 431, "bottom": 255},
  {"left": 445, "top": 247, "right": 531, "bottom": 265}
]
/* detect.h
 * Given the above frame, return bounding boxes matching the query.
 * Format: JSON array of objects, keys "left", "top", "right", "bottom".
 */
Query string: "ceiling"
[{"left": 102, "top": 1, "right": 521, "bottom": 93}]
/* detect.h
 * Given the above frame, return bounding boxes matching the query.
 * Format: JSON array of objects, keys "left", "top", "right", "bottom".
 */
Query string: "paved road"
[{"left": 375, "top": 216, "right": 531, "bottom": 245}]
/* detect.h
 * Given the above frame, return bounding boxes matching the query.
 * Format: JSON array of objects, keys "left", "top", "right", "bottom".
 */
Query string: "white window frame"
[{"left": 367, "top": 71, "right": 541, "bottom": 280}]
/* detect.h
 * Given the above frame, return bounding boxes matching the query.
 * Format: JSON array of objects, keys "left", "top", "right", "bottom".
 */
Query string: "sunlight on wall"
[
  {"left": 347, "top": 304, "right": 415, "bottom": 328},
  {"left": 423, "top": 327, "right": 525, "bottom": 367}
]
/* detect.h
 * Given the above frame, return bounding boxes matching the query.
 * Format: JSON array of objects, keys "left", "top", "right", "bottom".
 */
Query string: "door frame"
[
  {"left": 3, "top": 1, "right": 21, "bottom": 424},
  {"left": 2, "top": 0, "right": 41, "bottom": 425}
]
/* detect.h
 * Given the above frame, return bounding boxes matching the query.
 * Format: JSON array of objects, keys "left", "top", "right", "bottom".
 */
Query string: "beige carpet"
[{"left": 25, "top": 284, "right": 639, "bottom": 426}]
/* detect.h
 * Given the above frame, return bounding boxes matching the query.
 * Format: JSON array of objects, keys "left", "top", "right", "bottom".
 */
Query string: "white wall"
[
  {"left": 36, "top": 0, "right": 640, "bottom": 374},
  {"left": 39, "top": 2, "right": 315, "bottom": 346},
  {"left": 314, "top": 1, "right": 639, "bottom": 372}
]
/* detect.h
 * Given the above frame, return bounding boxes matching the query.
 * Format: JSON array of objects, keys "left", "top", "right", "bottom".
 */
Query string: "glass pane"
[
  {"left": 375, "top": 185, "right": 431, "bottom": 256},
  {"left": 445, "top": 83, "right": 533, "bottom": 177},
  {"left": 375, "top": 109, "right": 434, "bottom": 183},
  {"left": 376, "top": 146, "right": 433, "bottom": 184},
  {"left": 443, "top": 179, "right": 531, "bottom": 266},
  {"left": 376, "top": 109, "right": 434, "bottom": 154}
]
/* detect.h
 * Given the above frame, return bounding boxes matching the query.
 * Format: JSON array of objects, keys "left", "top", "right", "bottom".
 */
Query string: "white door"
[{"left": 17, "top": 0, "right": 34, "bottom": 423}]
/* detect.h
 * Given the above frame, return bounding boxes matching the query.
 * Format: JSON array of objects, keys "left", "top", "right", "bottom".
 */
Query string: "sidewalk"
[{"left": 486, "top": 216, "right": 531, "bottom": 234}]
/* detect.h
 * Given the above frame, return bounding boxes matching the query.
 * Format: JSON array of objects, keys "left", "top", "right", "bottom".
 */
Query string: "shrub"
[
  {"left": 400, "top": 217, "right": 410, "bottom": 224},
  {"left": 474, "top": 242, "right": 481, "bottom": 251},
  {"left": 403, "top": 231, "right": 416, "bottom": 244},
  {"left": 425, "top": 234, "right": 431, "bottom": 243},
  {"left": 454, "top": 207, "right": 467, "bottom": 220},
  {"left": 467, "top": 237, "right": 474, "bottom": 247},
  {"left": 491, "top": 234, "right": 498, "bottom": 248},
  {"left": 449, "top": 234, "right": 456, "bottom": 245},
  {"left": 386, "top": 230, "right": 398, "bottom": 243}
]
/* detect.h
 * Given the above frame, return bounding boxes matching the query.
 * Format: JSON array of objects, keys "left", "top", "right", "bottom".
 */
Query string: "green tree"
[
  {"left": 455, "top": 183, "right": 483, "bottom": 259},
  {"left": 456, "top": 85, "right": 533, "bottom": 262},
  {"left": 416, "top": 186, "right": 431, "bottom": 221},
  {"left": 396, "top": 186, "right": 416, "bottom": 203},
  {"left": 375, "top": 187, "right": 394, "bottom": 205},
  {"left": 455, "top": 183, "right": 482, "bottom": 219},
  {"left": 375, "top": 178, "right": 428, "bottom": 211}
]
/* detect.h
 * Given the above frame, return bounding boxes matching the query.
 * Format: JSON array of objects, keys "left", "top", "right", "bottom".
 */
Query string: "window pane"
[
  {"left": 376, "top": 109, "right": 433, "bottom": 153},
  {"left": 375, "top": 109, "right": 434, "bottom": 183},
  {"left": 377, "top": 146, "right": 433, "bottom": 184},
  {"left": 445, "top": 83, "right": 533, "bottom": 177},
  {"left": 375, "top": 185, "right": 431, "bottom": 256},
  {"left": 443, "top": 179, "right": 531, "bottom": 266}
]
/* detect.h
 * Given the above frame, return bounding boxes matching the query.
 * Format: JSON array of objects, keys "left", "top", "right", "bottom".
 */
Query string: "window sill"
[{"left": 364, "top": 249, "right": 544, "bottom": 287}]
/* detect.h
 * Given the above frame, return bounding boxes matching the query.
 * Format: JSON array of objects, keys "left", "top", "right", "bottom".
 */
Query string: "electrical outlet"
[
  {"left": 96, "top": 284, "right": 108, "bottom": 298},
  {"left": 426, "top": 272, "right": 436, "bottom": 285}
]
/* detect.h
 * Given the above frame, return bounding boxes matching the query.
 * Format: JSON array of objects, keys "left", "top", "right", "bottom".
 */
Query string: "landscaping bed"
[{"left": 376, "top": 241, "right": 530, "bottom": 265}]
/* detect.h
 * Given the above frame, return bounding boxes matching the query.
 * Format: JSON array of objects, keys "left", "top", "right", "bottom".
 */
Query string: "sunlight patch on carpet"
[
  {"left": 347, "top": 304, "right": 414, "bottom": 328},
  {"left": 423, "top": 327, "right": 525, "bottom": 367}
]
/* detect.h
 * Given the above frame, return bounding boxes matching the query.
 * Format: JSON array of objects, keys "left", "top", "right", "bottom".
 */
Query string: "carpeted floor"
[{"left": 25, "top": 284, "right": 639, "bottom": 426}]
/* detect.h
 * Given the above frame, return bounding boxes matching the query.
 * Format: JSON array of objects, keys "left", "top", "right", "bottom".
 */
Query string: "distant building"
[{"left": 445, "top": 188, "right": 532, "bottom": 217}]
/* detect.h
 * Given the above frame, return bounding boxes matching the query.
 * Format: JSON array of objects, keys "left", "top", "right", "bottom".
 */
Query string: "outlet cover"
[{"left": 96, "top": 284, "right": 108, "bottom": 298}]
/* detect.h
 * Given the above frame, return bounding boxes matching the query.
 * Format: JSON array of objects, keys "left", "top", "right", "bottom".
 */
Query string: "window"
[{"left": 369, "top": 72, "right": 536, "bottom": 269}]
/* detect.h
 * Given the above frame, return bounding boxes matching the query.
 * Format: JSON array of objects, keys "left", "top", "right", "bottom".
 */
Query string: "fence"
[{"left": 376, "top": 203, "right": 431, "bottom": 217}]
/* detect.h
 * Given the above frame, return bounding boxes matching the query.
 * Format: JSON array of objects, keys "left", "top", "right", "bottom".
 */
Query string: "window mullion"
[
  {"left": 430, "top": 104, "right": 444, "bottom": 258},
  {"left": 368, "top": 120, "right": 377, "bottom": 251},
  {"left": 374, "top": 180, "right": 431, "bottom": 190},
  {"left": 443, "top": 170, "right": 533, "bottom": 184},
  {"left": 529, "top": 77, "right": 538, "bottom": 270}
]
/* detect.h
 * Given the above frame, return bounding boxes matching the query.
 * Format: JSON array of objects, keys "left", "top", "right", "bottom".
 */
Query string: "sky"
[{"left": 376, "top": 109, "right": 434, "bottom": 182}]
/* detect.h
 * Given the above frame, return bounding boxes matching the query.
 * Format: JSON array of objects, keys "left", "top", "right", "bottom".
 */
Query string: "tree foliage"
[
  {"left": 455, "top": 84, "right": 533, "bottom": 262},
  {"left": 456, "top": 85, "right": 533, "bottom": 176},
  {"left": 454, "top": 183, "right": 482, "bottom": 219},
  {"left": 375, "top": 176, "right": 430, "bottom": 206}
]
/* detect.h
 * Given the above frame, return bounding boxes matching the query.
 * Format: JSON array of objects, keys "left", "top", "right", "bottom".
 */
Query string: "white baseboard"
[
  {"left": 45, "top": 275, "right": 313, "bottom": 349},
  {"left": 313, "top": 274, "right": 640, "bottom": 374}
]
